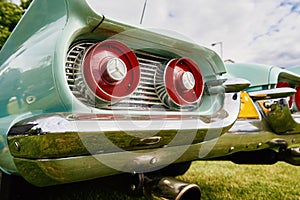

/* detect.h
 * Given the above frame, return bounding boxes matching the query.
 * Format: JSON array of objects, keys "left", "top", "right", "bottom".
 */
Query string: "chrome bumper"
[{"left": 7, "top": 93, "right": 240, "bottom": 186}]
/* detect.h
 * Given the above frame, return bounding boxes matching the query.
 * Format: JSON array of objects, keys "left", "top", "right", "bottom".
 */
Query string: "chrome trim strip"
[
  {"left": 223, "top": 78, "right": 250, "bottom": 92},
  {"left": 9, "top": 93, "right": 239, "bottom": 133},
  {"left": 249, "top": 87, "right": 296, "bottom": 100}
]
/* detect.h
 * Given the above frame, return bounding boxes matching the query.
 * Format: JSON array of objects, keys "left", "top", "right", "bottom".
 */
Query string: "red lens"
[
  {"left": 276, "top": 82, "right": 293, "bottom": 108},
  {"left": 294, "top": 86, "right": 300, "bottom": 110},
  {"left": 276, "top": 82, "right": 290, "bottom": 88},
  {"left": 164, "top": 58, "right": 204, "bottom": 106},
  {"left": 83, "top": 40, "right": 140, "bottom": 102}
]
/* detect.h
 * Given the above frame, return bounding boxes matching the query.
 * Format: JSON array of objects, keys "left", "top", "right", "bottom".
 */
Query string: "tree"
[
  {"left": 20, "top": 0, "right": 32, "bottom": 10},
  {"left": 0, "top": 0, "right": 32, "bottom": 49}
]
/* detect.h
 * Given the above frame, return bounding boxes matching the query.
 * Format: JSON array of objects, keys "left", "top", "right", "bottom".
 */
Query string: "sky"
[
  {"left": 12, "top": 0, "right": 300, "bottom": 68},
  {"left": 86, "top": 0, "right": 300, "bottom": 68}
]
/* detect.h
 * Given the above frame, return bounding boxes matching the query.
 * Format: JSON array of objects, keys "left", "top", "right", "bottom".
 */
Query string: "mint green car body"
[
  {"left": 0, "top": 0, "right": 242, "bottom": 188},
  {"left": 225, "top": 63, "right": 300, "bottom": 92}
]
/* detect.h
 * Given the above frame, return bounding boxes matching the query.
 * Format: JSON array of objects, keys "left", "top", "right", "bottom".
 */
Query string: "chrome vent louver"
[
  {"left": 113, "top": 55, "right": 167, "bottom": 110},
  {"left": 65, "top": 42, "right": 95, "bottom": 105},
  {"left": 65, "top": 41, "right": 200, "bottom": 111}
]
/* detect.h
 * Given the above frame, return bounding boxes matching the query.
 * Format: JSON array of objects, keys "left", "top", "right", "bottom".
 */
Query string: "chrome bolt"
[
  {"left": 150, "top": 157, "right": 158, "bottom": 165},
  {"left": 182, "top": 71, "right": 195, "bottom": 90},
  {"left": 257, "top": 142, "right": 263, "bottom": 148},
  {"left": 26, "top": 96, "right": 36, "bottom": 104},
  {"left": 106, "top": 58, "right": 127, "bottom": 81},
  {"left": 131, "top": 184, "right": 136, "bottom": 191},
  {"left": 229, "top": 146, "right": 235, "bottom": 152}
]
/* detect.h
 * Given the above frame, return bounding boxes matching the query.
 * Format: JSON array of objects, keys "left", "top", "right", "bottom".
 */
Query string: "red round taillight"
[
  {"left": 83, "top": 40, "right": 140, "bottom": 104},
  {"left": 155, "top": 58, "right": 204, "bottom": 110},
  {"left": 294, "top": 86, "right": 300, "bottom": 110},
  {"left": 276, "top": 82, "right": 293, "bottom": 108}
]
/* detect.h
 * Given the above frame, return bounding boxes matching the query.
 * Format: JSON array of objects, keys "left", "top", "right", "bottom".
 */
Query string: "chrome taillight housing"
[
  {"left": 66, "top": 41, "right": 205, "bottom": 111},
  {"left": 83, "top": 40, "right": 140, "bottom": 104},
  {"left": 155, "top": 58, "right": 204, "bottom": 110}
]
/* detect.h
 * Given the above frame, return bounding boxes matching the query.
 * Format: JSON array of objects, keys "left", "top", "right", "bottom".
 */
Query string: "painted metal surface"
[{"left": 225, "top": 63, "right": 300, "bottom": 91}]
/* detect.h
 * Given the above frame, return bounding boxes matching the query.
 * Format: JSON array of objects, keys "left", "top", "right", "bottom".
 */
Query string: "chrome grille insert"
[
  {"left": 65, "top": 42, "right": 170, "bottom": 110},
  {"left": 65, "top": 42, "right": 94, "bottom": 105},
  {"left": 110, "top": 54, "right": 169, "bottom": 110}
]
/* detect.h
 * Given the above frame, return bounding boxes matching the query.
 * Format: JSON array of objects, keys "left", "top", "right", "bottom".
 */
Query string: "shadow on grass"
[
  {"left": 2, "top": 161, "right": 299, "bottom": 200},
  {"left": 2, "top": 173, "right": 146, "bottom": 200}
]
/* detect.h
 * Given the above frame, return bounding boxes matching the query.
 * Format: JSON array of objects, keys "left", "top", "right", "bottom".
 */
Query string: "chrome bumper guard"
[{"left": 215, "top": 90, "right": 300, "bottom": 166}]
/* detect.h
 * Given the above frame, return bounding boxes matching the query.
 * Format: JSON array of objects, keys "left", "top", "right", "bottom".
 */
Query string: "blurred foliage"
[
  {"left": 0, "top": 0, "right": 32, "bottom": 49},
  {"left": 20, "top": 0, "right": 32, "bottom": 10}
]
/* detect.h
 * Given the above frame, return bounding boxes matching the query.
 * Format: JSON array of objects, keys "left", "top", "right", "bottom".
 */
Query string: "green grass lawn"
[
  {"left": 6, "top": 161, "right": 300, "bottom": 200},
  {"left": 179, "top": 161, "right": 300, "bottom": 200}
]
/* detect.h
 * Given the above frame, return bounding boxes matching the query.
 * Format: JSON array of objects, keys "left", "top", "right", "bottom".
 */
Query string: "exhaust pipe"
[
  {"left": 144, "top": 176, "right": 201, "bottom": 200},
  {"left": 102, "top": 173, "right": 201, "bottom": 200}
]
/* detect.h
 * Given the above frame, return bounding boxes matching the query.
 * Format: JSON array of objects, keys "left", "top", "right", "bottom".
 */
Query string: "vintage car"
[
  {"left": 0, "top": 0, "right": 246, "bottom": 199},
  {"left": 225, "top": 62, "right": 300, "bottom": 111},
  {"left": 1, "top": 0, "right": 300, "bottom": 199}
]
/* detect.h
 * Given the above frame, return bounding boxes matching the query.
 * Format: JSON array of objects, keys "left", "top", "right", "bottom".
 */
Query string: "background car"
[
  {"left": 226, "top": 62, "right": 300, "bottom": 112},
  {"left": 220, "top": 62, "right": 300, "bottom": 167}
]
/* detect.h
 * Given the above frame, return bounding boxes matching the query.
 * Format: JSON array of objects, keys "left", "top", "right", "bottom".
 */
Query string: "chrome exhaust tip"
[{"left": 145, "top": 177, "right": 201, "bottom": 200}]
